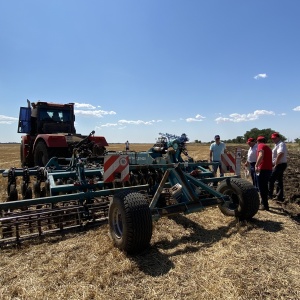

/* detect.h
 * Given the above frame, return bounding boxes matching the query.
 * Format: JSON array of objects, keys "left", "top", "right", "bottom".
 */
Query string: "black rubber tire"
[
  {"left": 40, "top": 186, "right": 46, "bottom": 197},
  {"left": 8, "top": 185, "right": 18, "bottom": 202},
  {"left": 24, "top": 187, "right": 33, "bottom": 199},
  {"left": 44, "top": 180, "right": 50, "bottom": 196},
  {"left": 34, "top": 141, "right": 49, "bottom": 167},
  {"left": 108, "top": 190, "right": 152, "bottom": 254},
  {"left": 33, "top": 182, "right": 41, "bottom": 198},
  {"left": 217, "top": 177, "right": 259, "bottom": 220},
  {"left": 21, "top": 182, "right": 27, "bottom": 197}
]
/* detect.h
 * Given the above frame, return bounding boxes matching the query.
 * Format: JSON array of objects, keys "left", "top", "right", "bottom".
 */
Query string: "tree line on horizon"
[{"left": 195, "top": 128, "right": 296, "bottom": 144}]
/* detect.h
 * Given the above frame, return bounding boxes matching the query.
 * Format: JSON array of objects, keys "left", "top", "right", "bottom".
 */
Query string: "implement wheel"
[
  {"left": 108, "top": 190, "right": 152, "bottom": 254},
  {"left": 217, "top": 178, "right": 259, "bottom": 220}
]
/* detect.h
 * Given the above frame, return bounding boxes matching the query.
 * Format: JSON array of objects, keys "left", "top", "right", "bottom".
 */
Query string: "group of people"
[
  {"left": 245, "top": 133, "right": 288, "bottom": 210},
  {"left": 210, "top": 133, "right": 288, "bottom": 211}
]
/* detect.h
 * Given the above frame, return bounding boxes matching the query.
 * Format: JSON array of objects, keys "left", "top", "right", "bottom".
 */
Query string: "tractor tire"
[
  {"left": 109, "top": 190, "right": 152, "bottom": 254},
  {"left": 20, "top": 141, "right": 26, "bottom": 167},
  {"left": 34, "top": 141, "right": 49, "bottom": 167},
  {"left": 217, "top": 177, "right": 259, "bottom": 220}
]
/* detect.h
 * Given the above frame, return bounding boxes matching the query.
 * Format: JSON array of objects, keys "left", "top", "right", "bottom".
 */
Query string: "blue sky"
[{"left": 1, "top": 0, "right": 300, "bottom": 143}]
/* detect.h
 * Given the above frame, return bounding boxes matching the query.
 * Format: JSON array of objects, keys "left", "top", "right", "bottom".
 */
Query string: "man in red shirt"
[{"left": 255, "top": 136, "right": 273, "bottom": 211}]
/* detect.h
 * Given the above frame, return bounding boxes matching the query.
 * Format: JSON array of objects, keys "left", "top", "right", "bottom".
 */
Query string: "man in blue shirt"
[{"left": 209, "top": 135, "right": 226, "bottom": 177}]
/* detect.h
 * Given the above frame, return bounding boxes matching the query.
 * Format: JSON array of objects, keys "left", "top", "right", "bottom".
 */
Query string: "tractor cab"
[{"left": 18, "top": 101, "right": 76, "bottom": 135}]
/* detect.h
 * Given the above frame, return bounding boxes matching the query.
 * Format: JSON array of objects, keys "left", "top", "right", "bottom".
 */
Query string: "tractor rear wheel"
[
  {"left": 217, "top": 177, "right": 259, "bottom": 220},
  {"left": 34, "top": 141, "right": 49, "bottom": 166},
  {"left": 108, "top": 190, "right": 152, "bottom": 254},
  {"left": 20, "top": 141, "right": 26, "bottom": 167}
]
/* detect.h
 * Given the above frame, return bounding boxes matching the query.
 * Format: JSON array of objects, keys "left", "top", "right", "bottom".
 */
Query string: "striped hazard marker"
[
  {"left": 220, "top": 147, "right": 242, "bottom": 176},
  {"left": 103, "top": 155, "right": 129, "bottom": 183},
  {"left": 221, "top": 152, "right": 236, "bottom": 174}
]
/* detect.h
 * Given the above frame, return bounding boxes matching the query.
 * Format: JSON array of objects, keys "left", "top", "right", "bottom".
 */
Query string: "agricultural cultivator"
[{"left": 0, "top": 132, "right": 260, "bottom": 254}]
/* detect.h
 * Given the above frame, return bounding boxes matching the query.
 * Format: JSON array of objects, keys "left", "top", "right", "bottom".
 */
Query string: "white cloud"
[
  {"left": 98, "top": 123, "right": 118, "bottom": 127},
  {"left": 74, "top": 102, "right": 116, "bottom": 118},
  {"left": 74, "top": 109, "right": 116, "bottom": 117},
  {"left": 215, "top": 110, "right": 275, "bottom": 123},
  {"left": 74, "top": 102, "right": 96, "bottom": 109},
  {"left": 293, "top": 106, "right": 300, "bottom": 111},
  {"left": 118, "top": 119, "right": 156, "bottom": 125},
  {"left": 254, "top": 73, "right": 267, "bottom": 80},
  {"left": 97, "top": 119, "right": 162, "bottom": 129},
  {"left": 0, "top": 115, "right": 18, "bottom": 124},
  {"left": 186, "top": 114, "right": 206, "bottom": 122}
]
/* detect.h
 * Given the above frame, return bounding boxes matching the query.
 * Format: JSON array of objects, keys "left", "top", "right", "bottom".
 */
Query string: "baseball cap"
[
  {"left": 247, "top": 138, "right": 255, "bottom": 143},
  {"left": 271, "top": 132, "right": 280, "bottom": 139},
  {"left": 257, "top": 136, "right": 265, "bottom": 142},
  {"left": 214, "top": 135, "right": 220, "bottom": 139}
]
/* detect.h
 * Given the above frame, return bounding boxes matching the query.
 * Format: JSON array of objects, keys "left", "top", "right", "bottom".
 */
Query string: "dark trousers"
[
  {"left": 257, "top": 169, "right": 272, "bottom": 208},
  {"left": 269, "top": 163, "right": 287, "bottom": 200},
  {"left": 212, "top": 161, "right": 224, "bottom": 177},
  {"left": 249, "top": 162, "right": 259, "bottom": 190}
]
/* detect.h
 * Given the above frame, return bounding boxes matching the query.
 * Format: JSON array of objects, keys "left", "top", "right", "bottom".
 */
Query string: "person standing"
[
  {"left": 244, "top": 137, "right": 259, "bottom": 189},
  {"left": 27, "top": 99, "right": 37, "bottom": 135},
  {"left": 209, "top": 135, "right": 226, "bottom": 177},
  {"left": 125, "top": 140, "right": 130, "bottom": 152},
  {"left": 255, "top": 136, "right": 273, "bottom": 211},
  {"left": 268, "top": 132, "right": 288, "bottom": 202}
]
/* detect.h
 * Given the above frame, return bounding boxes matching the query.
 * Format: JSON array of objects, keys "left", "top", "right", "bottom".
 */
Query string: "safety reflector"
[{"left": 103, "top": 155, "right": 129, "bottom": 183}]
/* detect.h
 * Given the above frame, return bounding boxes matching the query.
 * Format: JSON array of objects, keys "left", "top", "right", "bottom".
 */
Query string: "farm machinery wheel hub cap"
[{"left": 112, "top": 207, "right": 123, "bottom": 239}]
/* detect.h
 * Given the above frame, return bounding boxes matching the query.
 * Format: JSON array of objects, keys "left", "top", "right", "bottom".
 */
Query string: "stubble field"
[{"left": 0, "top": 143, "right": 299, "bottom": 300}]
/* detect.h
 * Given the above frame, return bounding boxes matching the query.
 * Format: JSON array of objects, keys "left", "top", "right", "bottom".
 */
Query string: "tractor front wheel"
[
  {"left": 217, "top": 178, "right": 259, "bottom": 220},
  {"left": 34, "top": 141, "right": 49, "bottom": 167},
  {"left": 108, "top": 190, "right": 152, "bottom": 254}
]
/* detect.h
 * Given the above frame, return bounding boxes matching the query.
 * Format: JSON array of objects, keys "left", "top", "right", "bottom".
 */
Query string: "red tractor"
[{"left": 18, "top": 101, "right": 108, "bottom": 167}]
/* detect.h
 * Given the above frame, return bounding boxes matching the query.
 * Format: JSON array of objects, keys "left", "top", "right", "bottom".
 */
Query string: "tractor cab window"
[{"left": 39, "top": 109, "right": 70, "bottom": 123}]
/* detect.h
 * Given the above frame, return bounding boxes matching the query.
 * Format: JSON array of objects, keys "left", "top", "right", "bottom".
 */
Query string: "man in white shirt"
[
  {"left": 268, "top": 132, "right": 288, "bottom": 202},
  {"left": 244, "top": 137, "right": 258, "bottom": 189}
]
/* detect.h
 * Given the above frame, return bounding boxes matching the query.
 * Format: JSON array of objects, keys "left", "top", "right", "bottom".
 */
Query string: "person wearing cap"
[
  {"left": 209, "top": 135, "right": 226, "bottom": 179},
  {"left": 268, "top": 132, "right": 288, "bottom": 202},
  {"left": 255, "top": 136, "right": 273, "bottom": 210},
  {"left": 244, "top": 138, "right": 258, "bottom": 189}
]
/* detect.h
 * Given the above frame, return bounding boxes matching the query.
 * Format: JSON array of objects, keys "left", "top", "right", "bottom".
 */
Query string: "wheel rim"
[
  {"left": 112, "top": 207, "right": 123, "bottom": 239},
  {"left": 222, "top": 190, "right": 240, "bottom": 210}
]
